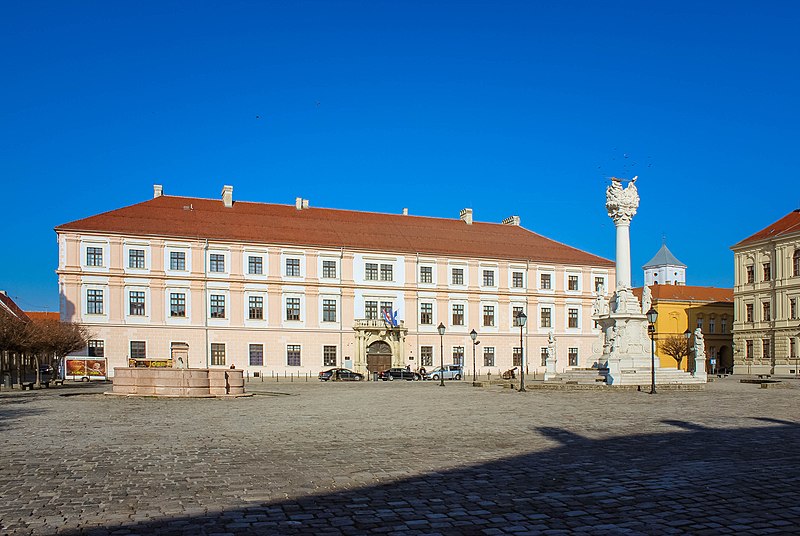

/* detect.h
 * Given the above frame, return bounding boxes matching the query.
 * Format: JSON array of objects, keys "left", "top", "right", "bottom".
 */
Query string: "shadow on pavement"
[{"left": 55, "top": 418, "right": 800, "bottom": 535}]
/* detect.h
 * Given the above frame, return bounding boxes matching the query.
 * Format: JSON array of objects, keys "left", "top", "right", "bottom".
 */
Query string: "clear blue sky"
[{"left": 2, "top": 1, "right": 798, "bottom": 312}]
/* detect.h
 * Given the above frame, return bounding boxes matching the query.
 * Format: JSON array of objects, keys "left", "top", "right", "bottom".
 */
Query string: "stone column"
[{"left": 615, "top": 221, "right": 632, "bottom": 289}]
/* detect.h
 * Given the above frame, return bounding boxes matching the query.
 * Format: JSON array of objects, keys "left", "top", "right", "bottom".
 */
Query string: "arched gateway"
[
  {"left": 366, "top": 341, "right": 392, "bottom": 373},
  {"left": 352, "top": 319, "right": 408, "bottom": 374}
]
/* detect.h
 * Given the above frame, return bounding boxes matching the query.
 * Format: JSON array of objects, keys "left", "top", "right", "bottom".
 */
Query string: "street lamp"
[
  {"left": 517, "top": 312, "right": 527, "bottom": 392},
  {"left": 646, "top": 307, "right": 658, "bottom": 394},
  {"left": 437, "top": 323, "right": 446, "bottom": 387},
  {"left": 684, "top": 328, "right": 693, "bottom": 373},
  {"left": 470, "top": 329, "right": 479, "bottom": 386}
]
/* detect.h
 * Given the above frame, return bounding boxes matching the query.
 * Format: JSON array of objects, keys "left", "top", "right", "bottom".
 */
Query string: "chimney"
[
  {"left": 402, "top": 208, "right": 408, "bottom": 215},
  {"left": 153, "top": 184, "right": 163, "bottom": 198},
  {"left": 302, "top": 198, "right": 309, "bottom": 209},
  {"left": 222, "top": 185, "right": 233, "bottom": 208},
  {"left": 295, "top": 197, "right": 310, "bottom": 210},
  {"left": 460, "top": 208, "right": 473, "bottom": 225},
  {"left": 502, "top": 215, "right": 521, "bottom": 226}
]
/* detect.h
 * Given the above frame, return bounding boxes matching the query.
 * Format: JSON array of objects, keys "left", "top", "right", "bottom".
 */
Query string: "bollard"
[{"left": 291, "top": 373, "right": 294, "bottom": 382}]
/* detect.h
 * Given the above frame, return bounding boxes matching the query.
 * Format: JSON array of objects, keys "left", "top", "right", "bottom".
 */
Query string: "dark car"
[
  {"left": 318, "top": 368, "right": 364, "bottom": 381},
  {"left": 378, "top": 368, "right": 422, "bottom": 381}
]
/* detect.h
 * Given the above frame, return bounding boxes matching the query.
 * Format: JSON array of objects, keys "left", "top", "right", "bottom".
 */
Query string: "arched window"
[{"left": 793, "top": 249, "right": 800, "bottom": 277}]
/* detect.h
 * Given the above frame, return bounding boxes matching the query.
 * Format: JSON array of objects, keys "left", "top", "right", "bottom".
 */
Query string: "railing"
[{"left": 353, "top": 319, "right": 405, "bottom": 328}]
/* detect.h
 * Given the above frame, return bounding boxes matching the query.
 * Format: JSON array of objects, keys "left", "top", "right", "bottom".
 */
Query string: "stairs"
[{"left": 549, "top": 367, "right": 704, "bottom": 385}]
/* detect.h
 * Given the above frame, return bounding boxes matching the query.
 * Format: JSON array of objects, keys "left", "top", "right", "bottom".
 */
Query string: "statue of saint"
[
  {"left": 593, "top": 285, "right": 609, "bottom": 316},
  {"left": 641, "top": 285, "right": 652, "bottom": 314},
  {"left": 693, "top": 327, "right": 705, "bottom": 359},
  {"left": 547, "top": 331, "right": 556, "bottom": 360}
]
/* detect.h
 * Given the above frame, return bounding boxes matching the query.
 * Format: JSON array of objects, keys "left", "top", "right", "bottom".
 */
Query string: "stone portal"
[{"left": 353, "top": 319, "right": 407, "bottom": 374}]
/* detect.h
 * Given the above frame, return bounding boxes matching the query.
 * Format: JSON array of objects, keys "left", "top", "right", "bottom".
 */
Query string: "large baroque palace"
[{"left": 56, "top": 185, "right": 614, "bottom": 377}]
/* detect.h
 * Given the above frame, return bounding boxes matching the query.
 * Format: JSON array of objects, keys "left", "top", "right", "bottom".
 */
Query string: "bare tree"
[{"left": 660, "top": 335, "right": 691, "bottom": 369}]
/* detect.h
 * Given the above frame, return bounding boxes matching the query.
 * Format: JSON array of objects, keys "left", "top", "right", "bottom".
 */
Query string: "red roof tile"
[
  {"left": 733, "top": 209, "right": 800, "bottom": 248},
  {"left": 55, "top": 195, "right": 613, "bottom": 267},
  {"left": 633, "top": 285, "right": 733, "bottom": 303},
  {"left": 26, "top": 311, "right": 60, "bottom": 321},
  {"left": 0, "top": 292, "right": 30, "bottom": 322}
]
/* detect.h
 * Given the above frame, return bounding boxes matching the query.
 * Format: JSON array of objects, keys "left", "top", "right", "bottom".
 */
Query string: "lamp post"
[
  {"left": 517, "top": 312, "right": 527, "bottom": 392},
  {"left": 437, "top": 323, "right": 446, "bottom": 387},
  {"left": 470, "top": 329, "right": 479, "bottom": 386},
  {"left": 646, "top": 307, "right": 658, "bottom": 394},
  {"left": 684, "top": 328, "right": 692, "bottom": 373}
]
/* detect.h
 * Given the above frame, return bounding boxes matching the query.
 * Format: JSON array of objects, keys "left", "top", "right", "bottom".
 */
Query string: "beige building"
[
  {"left": 56, "top": 185, "right": 614, "bottom": 378},
  {"left": 731, "top": 209, "right": 800, "bottom": 375}
]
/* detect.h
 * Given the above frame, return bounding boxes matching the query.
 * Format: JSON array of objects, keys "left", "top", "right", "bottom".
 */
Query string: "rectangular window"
[
  {"left": 86, "top": 247, "right": 103, "bottom": 267},
  {"left": 568, "top": 275, "right": 579, "bottom": 291},
  {"left": 249, "top": 296, "right": 264, "bottom": 320},
  {"left": 129, "top": 291, "right": 145, "bottom": 316},
  {"left": 512, "top": 306, "right": 525, "bottom": 327},
  {"left": 365, "top": 301, "right": 378, "bottom": 320},
  {"left": 745, "top": 340, "right": 753, "bottom": 359},
  {"left": 708, "top": 319, "right": 715, "bottom": 333},
  {"left": 483, "top": 270, "right": 495, "bottom": 287},
  {"left": 452, "top": 346, "right": 464, "bottom": 366},
  {"left": 249, "top": 344, "right": 264, "bottom": 366},
  {"left": 483, "top": 305, "right": 495, "bottom": 327},
  {"left": 746, "top": 265, "right": 754, "bottom": 284},
  {"left": 697, "top": 318, "right": 703, "bottom": 330},
  {"left": 452, "top": 304, "right": 464, "bottom": 325},
  {"left": 483, "top": 347, "right": 495, "bottom": 366},
  {"left": 323, "top": 345, "right": 337, "bottom": 367},
  {"left": 322, "top": 299, "right": 337, "bottom": 322},
  {"left": 762, "top": 339, "right": 771, "bottom": 359},
  {"left": 513, "top": 347, "right": 522, "bottom": 367},
  {"left": 380, "top": 301, "right": 393, "bottom": 318},
  {"left": 791, "top": 338, "right": 796, "bottom": 359},
  {"left": 248, "top": 256, "right": 263, "bottom": 275},
  {"left": 209, "top": 254, "right": 225, "bottom": 273},
  {"left": 568, "top": 348, "right": 579, "bottom": 367},
  {"left": 541, "top": 273, "right": 552, "bottom": 289},
  {"left": 763, "top": 302, "right": 771, "bottom": 322},
  {"left": 210, "top": 343, "right": 225, "bottom": 366},
  {"left": 210, "top": 294, "right": 226, "bottom": 318},
  {"left": 420, "top": 266, "right": 433, "bottom": 284},
  {"left": 421, "top": 346, "right": 433, "bottom": 367},
  {"left": 721, "top": 317, "right": 727, "bottom": 333},
  {"left": 285, "top": 258, "right": 300, "bottom": 277},
  {"left": 595, "top": 277, "right": 605, "bottom": 292},
  {"left": 365, "top": 263, "right": 379, "bottom": 280},
  {"left": 286, "top": 297, "right": 301, "bottom": 321},
  {"left": 87, "top": 289, "right": 103, "bottom": 314},
  {"left": 420, "top": 303, "right": 433, "bottom": 325},
  {"left": 170, "top": 251, "right": 186, "bottom": 271},
  {"left": 129, "top": 249, "right": 145, "bottom": 269},
  {"left": 452, "top": 268, "right": 464, "bottom": 285},
  {"left": 380, "top": 264, "right": 393, "bottom": 281},
  {"left": 287, "top": 345, "right": 301, "bottom": 366},
  {"left": 541, "top": 347, "right": 548, "bottom": 366},
  {"left": 512, "top": 272, "right": 524, "bottom": 288},
  {"left": 746, "top": 304, "right": 754, "bottom": 323},
  {"left": 568, "top": 308, "right": 579, "bottom": 328},
  {"left": 322, "top": 260, "right": 337, "bottom": 279},
  {"left": 541, "top": 307, "right": 552, "bottom": 328},
  {"left": 763, "top": 263, "right": 771, "bottom": 281},
  {"left": 88, "top": 340, "right": 104, "bottom": 357},
  {"left": 170, "top": 293, "right": 186, "bottom": 317},
  {"left": 130, "top": 341, "right": 146, "bottom": 359},
  {"left": 790, "top": 298, "right": 797, "bottom": 320}
]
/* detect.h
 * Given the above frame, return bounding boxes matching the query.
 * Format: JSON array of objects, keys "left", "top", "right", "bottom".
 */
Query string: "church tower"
[{"left": 643, "top": 243, "right": 686, "bottom": 285}]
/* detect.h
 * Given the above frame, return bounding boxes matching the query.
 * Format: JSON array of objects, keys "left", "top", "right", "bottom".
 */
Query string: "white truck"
[{"left": 64, "top": 357, "right": 108, "bottom": 381}]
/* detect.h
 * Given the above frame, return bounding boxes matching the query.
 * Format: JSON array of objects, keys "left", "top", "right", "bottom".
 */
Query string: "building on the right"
[{"left": 731, "top": 209, "right": 800, "bottom": 376}]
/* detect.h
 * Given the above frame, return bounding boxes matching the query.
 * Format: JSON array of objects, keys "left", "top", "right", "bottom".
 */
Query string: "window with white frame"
[
  {"left": 452, "top": 304, "right": 464, "bottom": 326},
  {"left": 87, "top": 289, "right": 104, "bottom": 315},
  {"left": 248, "top": 256, "right": 263, "bottom": 275},
  {"left": 452, "top": 268, "right": 464, "bottom": 285},
  {"left": 540, "top": 273, "right": 551, "bottom": 290},
  {"left": 322, "top": 260, "right": 337, "bottom": 279},
  {"left": 420, "top": 302, "right": 433, "bottom": 325},
  {"left": 483, "top": 347, "right": 495, "bottom": 366},
  {"left": 249, "top": 296, "right": 264, "bottom": 320},
  {"left": 323, "top": 345, "right": 337, "bottom": 366},
  {"left": 170, "top": 293, "right": 186, "bottom": 317},
  {"left": 568, "top": 348, "right": 579, "bottom": 367},
  {"left": 746, "top": 265, "right": 754, "bottom": 284},
  {"left": 512, "top": 272, "right": 524, "bottom": 288},
  {"left": 512, "top": 306, "right": 525, "bottom": 327},
  {"left": 286, "top": 298, "right": 301, "bottom": 321},
  {"left": 513, "top": 347, "right": 522, "bottom": 367},
  {"left": 746, "top": 304, "right": 754, "bottom": 322},
  {"left": 209, "top": 254, "right": 225, "bottom": 273},
  {"left": 790, "top": 298, "right": 797, "bottom": 320},
  {"left": 249, "top": 344, "right": 264, "bottom": 366},
  {"left": 541, "top": 307, "right": 552, "bottom": 328},
  {"left": 365, "top": 263, "right": 378, "bottom": 280},
  {"left": 421, "top": 346, "right": 433, "bottom": 367},
  {"left": 170, "top": 251, "right": 186, "bottom": 271},
  {"left": 129, "top": 249, "right": 145, "bottom": 269},
  {"left": 86, "top": 247, "right": 103, "bottom": 267},
  {"left": 380, "top": 301, "right": 393, "bottom": 319},
  {"left": 210, "top": 295, "right": 226, "bottom": 318},
  {"left": 763, "top": 262, "right": 771, "bottom": 281},
  {"left": 568, "top": 308, "right": 579, "bottom": 328},
  {"left": 285, "top": 258, "right": 300, "bottom": 277},
  {"left": 88, "top": 340, "right": 104, "bottom": 357},
  {"left": 763, "top": 302, "right": 771, "bottom": 322},
  {"left": 211, "top": 343, "right": 225, "bottom": 366},
  {"left": 322, "top": 299, "right": 337, "bottom": 322},
  {"left": 541, "top": 347, "right": 548, "bottom": 366},
  {"left": 594, "top": 277, "right": 605, "bottom": 292},
  {"left": 287, "top": 345, "right": 301, "bottom": 366},
  {"left": 365, "top": 301, "right": 378, "bottom": 320},
  {"left": 745, "top": 340, "right": 753, "bottom": 358},
  {"left": 380, "top": 264, "right": 393, "bottom": 281},
  {"left": 420, "top": 266, "right": 433, "bottom": 284},
  {"left": 129, "top": 291, "right": 145, "bottom": 316},
  {"left": 130, "top": 341, "right": 146, "bottom": 359},
  {"left": 763, "top": 339, "right": 771, "bottom": 358},
  {"left": 794, "top": 250, "right": 800, "bottom": 277},
  {"left": 483, "top": 305, "right": 495, "bottom": 327},
  {"left": 483, "top": 270, "right": 495, "bottom": 287},
  {"left": 568, "top": 275, "right": 579, "bottom": 291},
  {"left": 452, "top": 346, "right": 464, "bottom": 366}
]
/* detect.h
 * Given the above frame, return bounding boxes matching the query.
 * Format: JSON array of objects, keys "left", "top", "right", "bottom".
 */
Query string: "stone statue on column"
[
  {"left": 692, "top": 328, "right": 707, "bottom": 381},
  {"left": 544, "top": 331, "right": 557, "bottom": 380}
]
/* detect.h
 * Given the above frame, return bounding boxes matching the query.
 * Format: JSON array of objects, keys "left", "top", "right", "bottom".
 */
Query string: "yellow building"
[{"left": 634, "top": 285, "right": 734, "bottom": 372}]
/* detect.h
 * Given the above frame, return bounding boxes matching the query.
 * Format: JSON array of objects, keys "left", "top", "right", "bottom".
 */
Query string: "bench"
[{"left": 20, "top": 382, "right": 35, "bottom": 390}]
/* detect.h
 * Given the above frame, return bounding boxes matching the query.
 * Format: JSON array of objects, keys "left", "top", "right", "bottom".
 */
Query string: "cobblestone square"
[{"left": 1, "top": 378, "right": 799, "bottom": 535}]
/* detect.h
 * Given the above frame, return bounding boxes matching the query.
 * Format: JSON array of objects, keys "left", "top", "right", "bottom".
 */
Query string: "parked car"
[
  {"left": 318, "top": 368, "right": 364, "bottom": 381},
  {"left": 425, "top": 365, "right": 463, "bottom": 381},
  {"left": 378, "top": 368, "right": 422, "bottom": 381}
]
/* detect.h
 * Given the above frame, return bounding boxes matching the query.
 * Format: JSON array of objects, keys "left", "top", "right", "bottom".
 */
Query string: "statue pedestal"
[{"left": 544, "top": 355, "right": 557, "bottom": 381}]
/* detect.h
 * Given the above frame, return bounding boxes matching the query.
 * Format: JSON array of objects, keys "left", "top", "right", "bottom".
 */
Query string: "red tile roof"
[
  {"left": 0, "top": 292, "right": 30, "bottom": 322},
  {"left": 26, "top": 311, "right": 60, "bottom": 321},
  {"left": 633, "top": 285, "right": 733, "bottom": 303},
  {"left": 733, "top": 209, "right": 800, "bottom": 248},
  {"left": 55, "top": 195, "right": 613, "bottom": 267}
]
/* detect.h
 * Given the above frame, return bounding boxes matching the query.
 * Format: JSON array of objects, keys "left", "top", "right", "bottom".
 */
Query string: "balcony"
[{"left": 353, "top": 318, "right": 405, "bottom": 329}]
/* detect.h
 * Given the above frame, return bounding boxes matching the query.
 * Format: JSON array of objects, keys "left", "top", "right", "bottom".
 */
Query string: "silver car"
[{"left": 424, "top": 365, "right": 463, "bottom": 381}]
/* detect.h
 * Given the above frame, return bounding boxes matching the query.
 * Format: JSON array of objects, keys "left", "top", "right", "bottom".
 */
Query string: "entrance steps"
[
  {"left": 547, "top": 368, "right": 606, "bottom": 384},
  {"left": 548, "top": 367, "right": 704, "bottom": 385}
]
